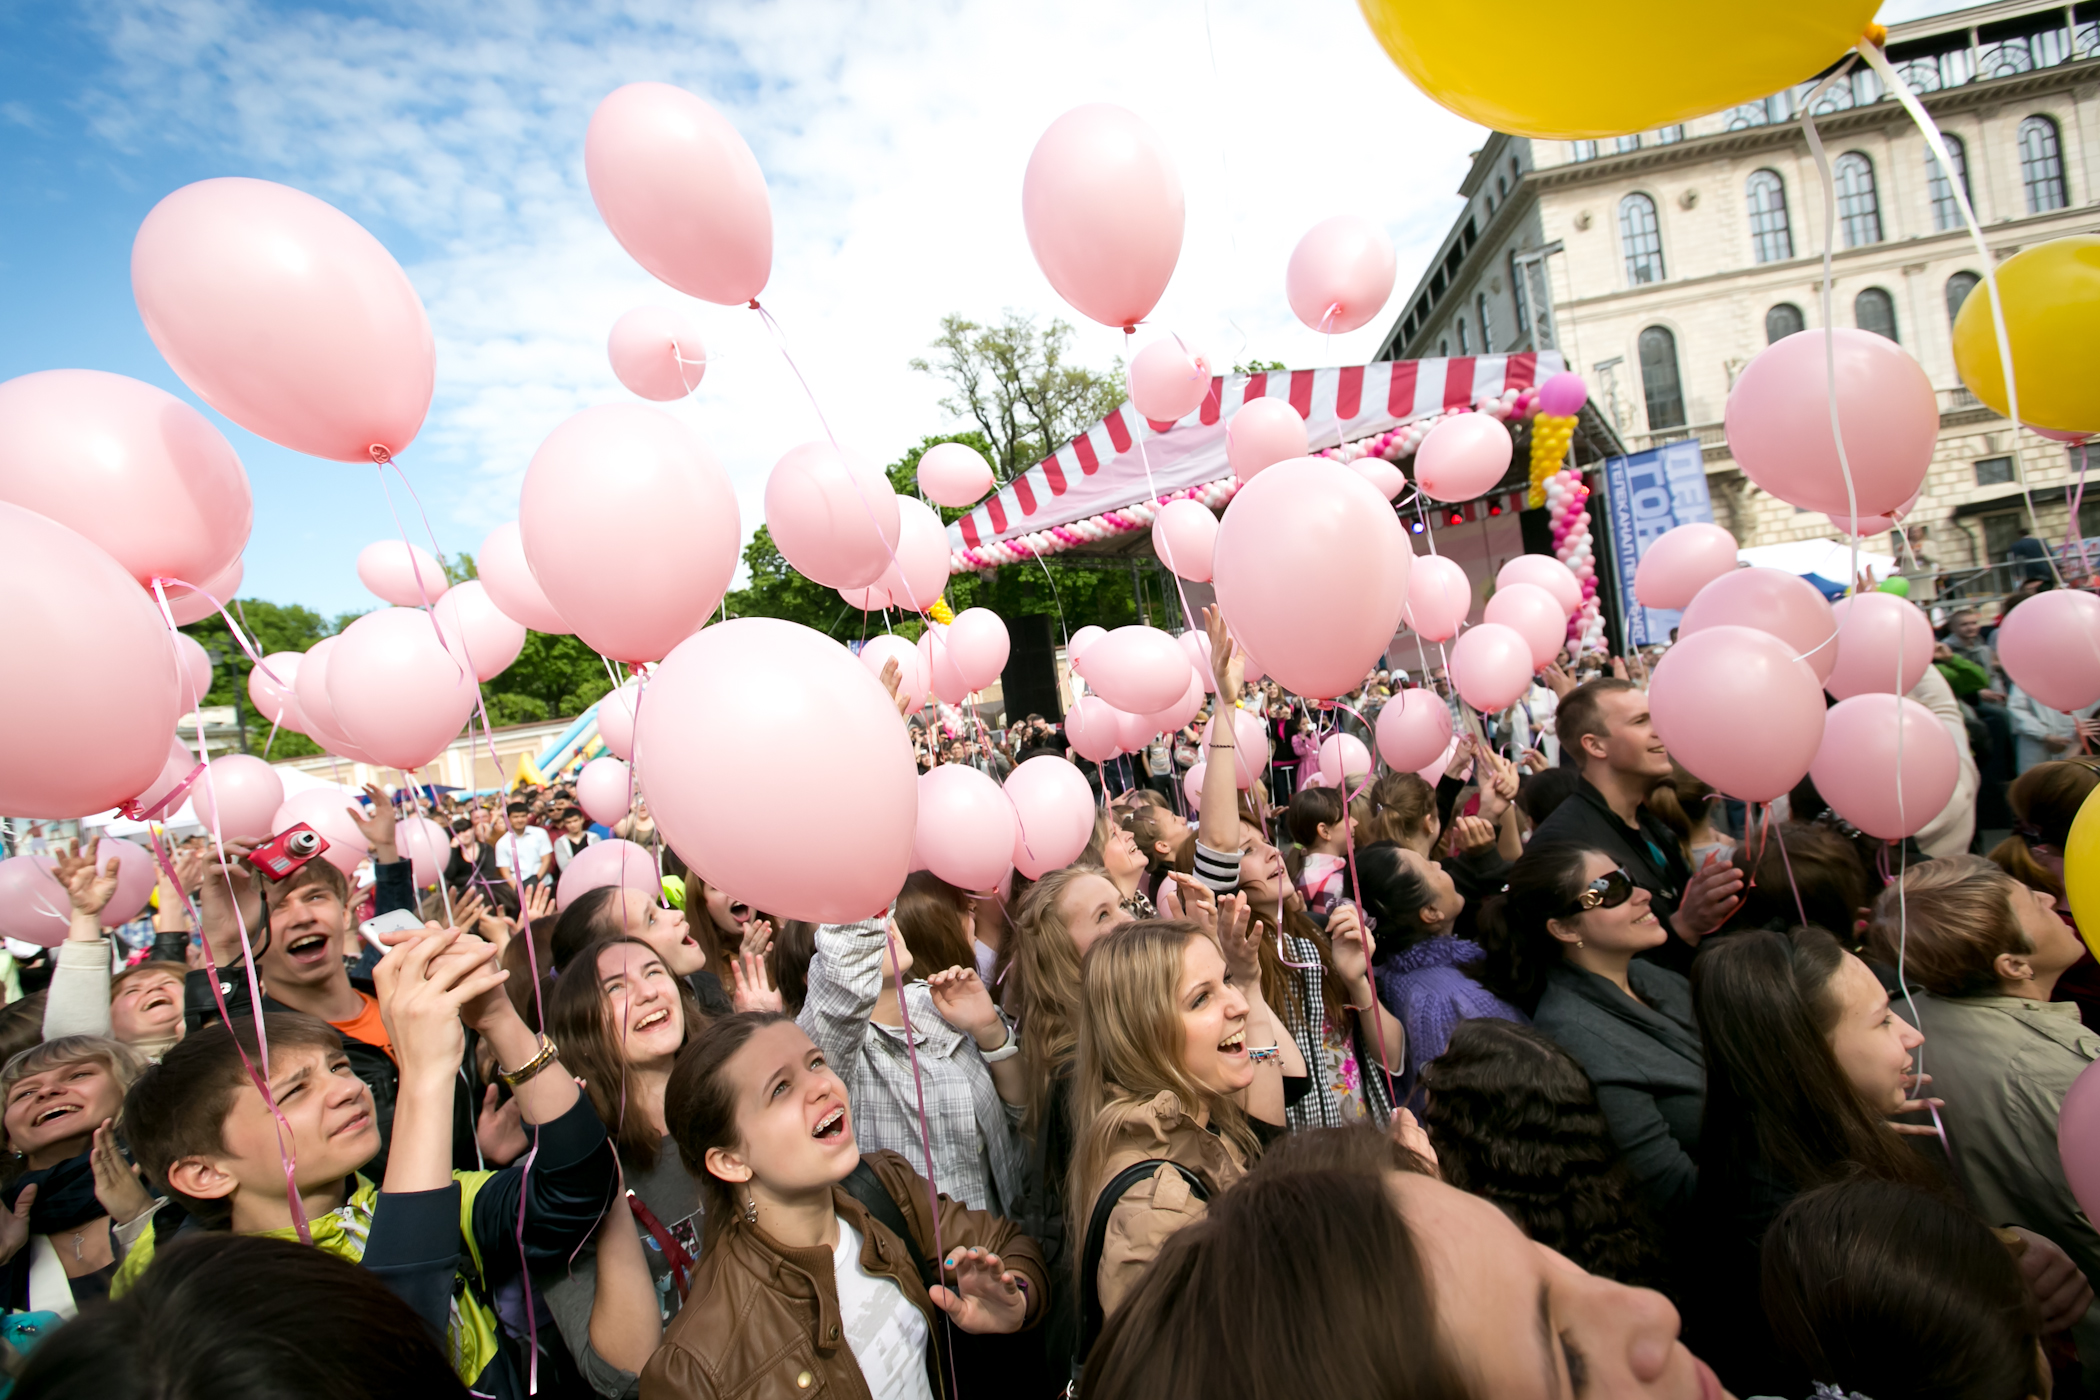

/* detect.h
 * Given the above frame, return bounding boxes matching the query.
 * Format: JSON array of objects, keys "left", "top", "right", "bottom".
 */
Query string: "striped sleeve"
[{"left": 1193, "top": 841, "right": 1242, "bottom": 895}]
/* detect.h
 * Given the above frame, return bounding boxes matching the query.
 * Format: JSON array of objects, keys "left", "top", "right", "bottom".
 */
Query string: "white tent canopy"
[{"left": 1737, "top": 537, "right": 1896, "bottom": 583}]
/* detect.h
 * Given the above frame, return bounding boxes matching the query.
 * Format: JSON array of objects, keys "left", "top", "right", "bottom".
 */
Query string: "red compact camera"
[{"left": 249, "top": 823, "right": 330, "bottom": 881}]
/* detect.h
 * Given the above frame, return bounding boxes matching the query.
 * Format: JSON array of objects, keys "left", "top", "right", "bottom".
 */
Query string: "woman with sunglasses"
[{"left": 1476, "top": 843, "right": 1704, "bottom": 1228}]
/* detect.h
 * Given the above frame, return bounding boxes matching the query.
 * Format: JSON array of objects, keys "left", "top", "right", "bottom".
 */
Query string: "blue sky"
[{"left": 0, "top": 0, "right": 1966, "bottom": 617}]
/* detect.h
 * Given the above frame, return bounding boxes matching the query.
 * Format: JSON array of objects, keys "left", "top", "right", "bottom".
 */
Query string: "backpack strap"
[
  {"left": 841, "top": 1158, "right": 940, "bottom": 1293},
  {"left": 1073, "top": 1159, "right": 1210, "bottom": 1383}
]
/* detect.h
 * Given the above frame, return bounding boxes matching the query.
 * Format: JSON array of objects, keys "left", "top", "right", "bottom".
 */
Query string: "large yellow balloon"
[
  {"left": 1952, "top": 237, "right": 2100, "bottom": 436},
  {"left": 1357, "top": 0, "right": 1879, "bottom": 140},
  {"left": 2067, "top": 780, "right": 2100, "bottom": 962}
]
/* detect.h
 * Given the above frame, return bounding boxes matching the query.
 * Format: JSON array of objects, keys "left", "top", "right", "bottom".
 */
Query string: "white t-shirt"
[
  {"left": 832, "top": 1217, "right": 935, "bottom": 1400},
  {"left": 495, "top": 825, "right": 554, "bottom": 878}
]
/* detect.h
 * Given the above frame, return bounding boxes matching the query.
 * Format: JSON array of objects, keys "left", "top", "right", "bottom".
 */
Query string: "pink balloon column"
[
  {"left": 1376, "top": 690, "right": 1453, "bottom": 772},
  {"left": 357, "top": 540, "right": 448, "bottom": 608},
  {"left": 191, "top": 755, "right": 287, "bottom": 843},
  {"left": 586, "top": 83, "right": 772, "bottom": 306},
  {"left": 0, "top": 369, "right": 252, "bottom": 592},
  {"left": 577, "top": 756, "right": 634, "bottom": 828},
  {"left": 1021, "top": 105, "right": 1183, "bottom": 332},
  {"left": 131, "top": 177, "right": 434, "bottom": 463},
  {"left": 636, "top": 619, "right": 917, "bottom": 923},
  {"left": 1648, "top": 626, "right": 1826, "bottom": 803},
  {"left": 556, "top": 838, "right": 660, "bottom": 913},
  {"left": 912, "top": 766, "right": 1017, "bottom": 893},
  {"left": 1285, "top": 215, "right": 1397, "bottom": 334},
  {"left": 764, "top": 442, "right": 902, "bottom": 591},
  {"left": 431, "top": 581, "right": 528, "bottom": 683},
  {"left": 607, "top": 304, "right": 708, "bottom": 400},
  {"left": 1543, "top": 471, "right": 1605, "bottom": 653},
  {"left": 1, "top": 502, "right": 185, "bottom": 818},
  {"left": 1809, "top": 694, "right": 1960, "bottom": 840},
  {"left": 916, "top": 442, "right": 994, "bottom": 509},
  {"left": 1005, "top": 756, "right": 1095, "bottom": 879}
]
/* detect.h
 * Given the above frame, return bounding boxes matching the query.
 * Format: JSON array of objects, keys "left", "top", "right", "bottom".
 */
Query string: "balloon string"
[
  {"left": 881, "top": 922, "right": 960, "bottom": 1400},
  {"left": 1326, "top": 699, "right": 1401, "bottom": 1111}
]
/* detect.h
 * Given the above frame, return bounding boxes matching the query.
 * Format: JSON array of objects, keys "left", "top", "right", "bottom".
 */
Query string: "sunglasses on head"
[{"left": 1562, "top": 869, "right": 1636, "bottom": 917}]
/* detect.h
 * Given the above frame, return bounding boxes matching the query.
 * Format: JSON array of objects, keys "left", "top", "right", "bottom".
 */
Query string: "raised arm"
[
  {"left": 795, "top": 916, "right": 889, "bottom": 1070},
  {"left": 1196, "top": 607, "right": 1248, "bottom": 893}
]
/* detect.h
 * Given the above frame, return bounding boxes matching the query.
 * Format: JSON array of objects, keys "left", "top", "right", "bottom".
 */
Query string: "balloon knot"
[
  {"left": 748, "top": 299, "right": 762, "bottom": 311},
  {"left": 369, "top": 445, "right": 392, "bottom": 465},
  {"left": 1863, "top": 21, "right": 1887, "bottom": 47}
]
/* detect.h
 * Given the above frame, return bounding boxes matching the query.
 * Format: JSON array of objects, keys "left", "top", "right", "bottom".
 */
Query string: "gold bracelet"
[{"left": 497, "top": 1034, "right": 558, "bottom": 1090}]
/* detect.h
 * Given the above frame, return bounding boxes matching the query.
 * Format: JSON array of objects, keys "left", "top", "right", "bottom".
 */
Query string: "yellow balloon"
[
  {"left": 2065, "top": 780, "right": 2100, "bottom": 961},
  {"left": 1357, "top": 0, "right": 1879, "bottom": 140},
  {"left": 1951, "top": 236, "right": 2100, "bottom": 435}
]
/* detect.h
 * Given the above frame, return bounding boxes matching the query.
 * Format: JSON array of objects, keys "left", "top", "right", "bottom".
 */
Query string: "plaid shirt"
[{"left": 798, "top": 917, "right": 1028, "bottom": 1216}]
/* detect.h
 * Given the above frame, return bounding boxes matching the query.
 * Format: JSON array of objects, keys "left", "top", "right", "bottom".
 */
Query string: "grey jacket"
[{"left": 1533, "top": 960, "right": 1704, "bottom": 1220}]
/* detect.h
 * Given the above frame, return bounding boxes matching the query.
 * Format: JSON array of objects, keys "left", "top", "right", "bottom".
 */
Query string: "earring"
[
  {"left": 742, "top": 1194, "right": 758, "bottom": 1225},
  {"left": 1575, "top": 939, "right": 1585, "bottom": 949}
]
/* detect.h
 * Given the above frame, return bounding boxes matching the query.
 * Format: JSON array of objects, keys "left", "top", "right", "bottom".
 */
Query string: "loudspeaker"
[{"left": 1001, "top": 613, "right": 1064, "bottom": 723}]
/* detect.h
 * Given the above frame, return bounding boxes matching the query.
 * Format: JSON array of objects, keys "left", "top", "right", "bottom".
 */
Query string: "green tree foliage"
[
  {"left": 910, "top": 312, "right": 1125, "bottom": 479},
  {"left": 482, "top": 633, "right": 617, "bottom": 728},
  {"left": 179, "top": 599, "right": 337, "bottom": 759},
  {"left": 443, "top": 550, "right": 479, "bottom": 586},
  {"left": 1234, "top": 359, "right": 1287, "bottom": 374}
]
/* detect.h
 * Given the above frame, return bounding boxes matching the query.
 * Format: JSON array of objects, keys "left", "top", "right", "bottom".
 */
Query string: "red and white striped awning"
[{"left": 945, "top": 352, "right": 1561, "bottom": 564}]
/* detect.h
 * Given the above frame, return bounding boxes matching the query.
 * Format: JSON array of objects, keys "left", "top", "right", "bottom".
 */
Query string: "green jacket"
[{"left": 1935, "top": 653, "right": 1993, "bottom": 698}]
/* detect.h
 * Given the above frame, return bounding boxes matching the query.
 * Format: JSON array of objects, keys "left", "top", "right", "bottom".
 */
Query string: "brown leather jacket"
[
  {"left": 1082, "top": 1091, "right": 1249, "bottom": 1317},
  {"left": 639, "top": 1150, "right": 1049, "bottom": 1400}
]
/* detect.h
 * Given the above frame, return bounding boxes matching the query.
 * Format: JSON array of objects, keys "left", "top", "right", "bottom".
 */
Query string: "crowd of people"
[{"left": 1, "top": 585, "right": 2097, "bottom": 1400}]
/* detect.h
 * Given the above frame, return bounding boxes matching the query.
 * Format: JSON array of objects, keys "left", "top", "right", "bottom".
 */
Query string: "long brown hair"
[
  {"left": 894, "top": 871, "right": 975, "bottom": 976},
  {"left": 1003, "top": 865, "right": 1106, "bottom": 1136},
  {"left": 1990, "top": 757, "right": 2100, "bottom": 899},
  {"left": 664, "top": 1011, "right": 795, "bottom": 1251},
  {"left": 548, "top": 935, "right": 706, "bottom": 1170}
]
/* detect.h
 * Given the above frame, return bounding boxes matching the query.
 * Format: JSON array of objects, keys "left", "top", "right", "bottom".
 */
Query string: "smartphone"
[{"left": 359, "top": 908, "right": 425, "bottom": 950}]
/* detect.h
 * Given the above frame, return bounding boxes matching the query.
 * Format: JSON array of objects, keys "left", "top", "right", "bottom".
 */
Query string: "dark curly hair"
[{"left": 1417, "top": 1018, "right": 1668, "bottom": 1291}]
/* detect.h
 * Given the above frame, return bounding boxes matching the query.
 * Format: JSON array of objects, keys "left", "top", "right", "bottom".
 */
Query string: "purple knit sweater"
[{"left": 1374, "top": 936, "right": 1527, "bottom": 1108}]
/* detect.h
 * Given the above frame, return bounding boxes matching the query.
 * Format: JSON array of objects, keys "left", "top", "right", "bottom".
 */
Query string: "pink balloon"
[
  {"left": 638, "top": 620, "right": 916, "bottom": 921},
  {"left": 271, "top": 788, "right": 371, "bottom": 877},
  {"left": 1824, "top": 593, "right": 1933, "bottom": 701},
  {"left": 1203, "top": 707, "right": 1272, "bottom": 791},
  {"left": 585, "top": 83, "right": 772, "bottom": 306},
  {"left": 357, "top": 540, "right": 449, "bottom": 608},
  {"left": 1724, "top": 327, "right": 1937, "bottom": 519},
  {"left": 1405, "top": 553, "right": 1472, "bottom": 642},
  {"left": 2034, "top": 424, "right": 2093, "bottom": 446},
  {"left": 1648, "top": 625, "right": 1826, "bottom": 803},
  {"left": 1005, "top": 755, "right": 1096, "bottom": 880},
  {"left": 1127, "top": 337, "right": 1215, "bottom": 422},
  {"left": 174, "top": 632, "right": 213, "bottom": 712},
  {"left": 1115, "top": 706, "right": 1157, "bottom": 754},
  {"left": 919, "top": 628, "right": 971, "bottom": 705},
  {"left": 1417, "top": 735, "right": 1463, "bottom": 786},
  {"left": 597, "top": 682, "right": 642, "bottom": 762},
  {"left": 326, "top": 609, "right": 479, "bottom": 770},
  {"left": 86, "top": 837, "right": 157, "bottom": 928},
  {"left": 0, "top": 857, "right": 71, "bottom": 947},
  {"left": 764, "top": 441, "right": 902, "bottom": 591},
  {"left": 1448, "top": 623, "right": 1535, "bottom": 713},
  {"left": 914, "top": 766, "right": 1017, "bottom": 893},
  {"left": 860, "top": 635, "right": 927, "bottom": 716},
  {"left": 1352, "top": 458, "right": 1406, "bottom": 500},
  {"left": 1415, "top": 413, "right": 1514, "bottom": 504},
  {"left": 1285, "top": 215, "right": 1397, "bottom": 334},
  {"left": 431, "top": 580, "right": 528, "bottom": 683},
  {"left": 134, "top": 739, "right": 201, "bottom": 815},
  {"left": 1182, "top": 761, "right": 1207, "bottom": 811},
  {"left": 1376, "top": 689, "right": 1454, "bottom": 772},
  {"left": 1810, "top": 694, "right": 1959, "bottom": 840},
  {"left": 0, "top": 503, "right": 184, "bottom": 818},
  {"left": 1496, "top": 554, "right": 1581, "bottom": 617},
  {"left": 1484, "top": 582, "right": 1567, "bottom": 669},
  {"left": 293, "top": 637, "right": 377, "bottom": 764},
  {"left": 1064, "top": 695, "right": 1124, "bottom": 763},
  {"left": 2059, "top": 1059, "right": 2100, "bottom": 1226},
  {"left": 1068, "top": 625, "right": 1108, "bottom": 668},
  {"left": 523, "top": 404, "right": 740, "bottom": 665},
  {"left": 556, "top": 838, "right": 660, "bottom": 913},
  {"left": 132, "top": 177, "right": 433, "bottom": 462},
  {"left": 248, "top": 652, "right": 307, "bottom": 734},
  {"left": 1228, "top": 398, "right": 1310, "bottom": 484},
  {"left": 946, "top": 610, "right": 1011, "bottom": 693},
  {"left": 840, "top": 582, "right": 895, "bottom": 612},
  {"left": 1998, "top": 590, "right": 2100, "bottom": 712},
  {"left": 878, "top": 497, "right": 951, "bottom": 615},
  {"left": 1083, "top": 626, "right": 1194, "bottom": 715},
  {"left": 1678, "top": 566, "right": 1839, "bottom": 683},
  {"left": 1536, "top": 372, "right": 1589, "bottom": 417},
  {"left": 153, "top": 555, "right": 243, "bottom": 628},
  {"left": 1212, "top": 458, "right": 1411, "bottom": 699},
  {"left": 1022, "top": 104, "right": 1183, "bottom": 331},
  {"left": 607, "top": 304, "right": 709, "bottom": 401},
  {"left": 1151, "top": 499, "right": 1218, "bottom": 583},
  {"left": 398, "top": 814, "right": 450, "bottom": 891},
  {"left": 191, "top": 755, "right": 287, "bottom": 844},
  {"left": 1317, "top": 733, "right": 1373, "bottom": 790},
  {"left": 916, "top": 442, "right": 994, "bottom": 509},
  {"left": 576, "top": 756, "right": 634, "bottom": 829},
  {"left": 0, "top": 369, "right": 251, "bottom": 590},
  {"left": 479, "top": 522, "right": 571, "bottom": 635},
  {"left": 1178, "top": 629, "right": 1216, "bottom": 693},
  {"left": 1634, "top": 523, "right": 1740, "bottom": 610},
  {"left": 1143, "top": 668, "right": 1206, "bottom": 736}
]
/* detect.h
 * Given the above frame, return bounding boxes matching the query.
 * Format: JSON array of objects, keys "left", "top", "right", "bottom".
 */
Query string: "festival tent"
[
  {"left": 943, "top": 352, "right": 1565, "bottom": 572},
  {"left": 1738, "top": 538, "right": 1897, "bottom": 599}
]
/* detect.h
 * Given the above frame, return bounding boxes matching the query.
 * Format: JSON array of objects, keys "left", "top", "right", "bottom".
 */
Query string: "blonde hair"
[
  {"left": 1, "top": 1035, "right": 149, "bottom": 1161},
  {"left": 1358, "top": 772, "right": 1436, "bottom": 848},
  {"left": 1865, "top": 856, "right": 2031, "bottom": 999},
  {"left": 1124, "top": 804, "right": 1194, "bottom": 877},
  {"left": 1067, "top": 920, "right": 1259, "bottom": 1251},
  {"left": 1004, "top": 865, "right": 1108, "bottom": 1136}
]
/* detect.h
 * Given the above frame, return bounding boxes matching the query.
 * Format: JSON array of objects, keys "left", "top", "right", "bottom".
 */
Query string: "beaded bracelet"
[{"left": 1247, "top": 1045, "right": 1282, "bottom": 1064}]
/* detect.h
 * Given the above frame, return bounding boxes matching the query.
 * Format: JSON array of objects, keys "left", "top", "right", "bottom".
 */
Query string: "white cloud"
[{"left": 80, "top": 0, "right": 1484, "bottom": 590}]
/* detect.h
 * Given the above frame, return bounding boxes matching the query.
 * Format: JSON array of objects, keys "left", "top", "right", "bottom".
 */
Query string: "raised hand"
[
  {"left": 1159, "top": 871, "right": 1217, "bottom": 937},
  {"left": 91, "top": 1119, "right": 155, "bottom": 1225},
  {"left": 878, "top": 657, "right": 911, "bottom": 718},
  {"left": 1673, "top": 851, "right": 1745, "bottom": 947},
  {"left": 55, "top": 840, "right": 121, "bottom": 920},
  {"left": 1538, "top": 661, "right": 1577, "bottom": 701},
  {"left": 1326, "top": 902, "right": 1374, "bottom": 991},
  {"left": 476, "top": 1084, "right": 529, "bottom": 1167},
  {"left": 731, "top": 941, "right": 783, "bottom": 1014},
  {"left": 1445, "top": 815, "right": 1497, "bottom": 856},
  {"left": 1201, "top": 605, "right": 1244, "bottom": 699},
  {"left": 1214, "top": 893, "right": 1258, "bottom": 988},
  {"left": 929, "top": 1245, "right": 1029, "bottom": 1335},
  {"left": 374, "top": 927, "right": 506, "bottom": 1083},
  {"left": 925, "top": 966, "right": 1005, "bottom": 1047},
  {"left": 0, "top": 1185, "right": 36, "bottom": 1265},
  {"left": 1889, "top": 1071, "right": 1946, "bottom": 1137},
  {"left": 350, "top": 783, "right": 398, "bottom": 861}
]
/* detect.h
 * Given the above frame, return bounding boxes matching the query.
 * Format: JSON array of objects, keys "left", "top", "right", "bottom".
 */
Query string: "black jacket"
[{"left": 1527, "top": 778, "right": 1698, "bottom": 976}]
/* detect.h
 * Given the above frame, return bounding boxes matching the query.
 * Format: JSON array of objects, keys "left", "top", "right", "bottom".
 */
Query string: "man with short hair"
[
  {"left": 1527, "top": 678, "right": 1744, "bottom": 973},
  {"left": 494, "top": 800, "right": 554, "bottom": 888}
]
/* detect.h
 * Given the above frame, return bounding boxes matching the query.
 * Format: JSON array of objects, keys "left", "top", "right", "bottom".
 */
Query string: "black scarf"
[{"left": 0, "top": 1151, "right": 106, "bottom": 1311}]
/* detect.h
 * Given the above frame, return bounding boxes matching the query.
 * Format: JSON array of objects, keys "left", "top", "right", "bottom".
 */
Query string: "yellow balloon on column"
[
  {"left": 1952, "top": 237, "right": 2100, "bottom": 436},
  {"left": 1356, "top": 0, "right": 1881, "bottom": 139},
  {"left": 2065, "top": 782, "right": 2100, "bottom": 962}
]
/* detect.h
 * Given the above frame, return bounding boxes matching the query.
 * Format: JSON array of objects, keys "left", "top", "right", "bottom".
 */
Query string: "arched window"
[
  {"left": 1438, "top": 337, "right": 1449, "bottom": 358},
  {"left": 1745, "top": 170, "right": 1793, "bottom": 263},
  {"left": 1855, "top": 287, "right": 1899, "bottom": 342},
  {"left": 2020, "top": 116, "right": 2068, "bottom": 212},
  {"left": 1638, "top": 326, "right": 1686, "bottom": 430},
  {"left": 1833, "top": 152, "right": 1882, "bottom": 247},
  {"left": 1945, "top": 271, "right": 1980, "bottom": 324},
  {"left": 1620, "top": 194, "right": 1665, "bottom": 285},
  {"left": 1457, "top": 317, "right": 1471, "bottom": 355},
  {"left": 1765, "top": 303, "right": 1805, "bottom": 343},
  {"left": 1476, "top": 292, "right": 1493, "bottom": 352},
  {"left": 1927, "top": 134, "right": 1970, "bottom": 232}
]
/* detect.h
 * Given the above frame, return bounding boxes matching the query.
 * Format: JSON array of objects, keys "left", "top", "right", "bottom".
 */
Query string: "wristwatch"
[{"left": 978, "top": 1020, "right": 1022, "bottom": 1063}]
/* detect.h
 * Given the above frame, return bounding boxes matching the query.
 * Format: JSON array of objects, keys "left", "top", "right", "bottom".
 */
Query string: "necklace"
[{"left": 68, "top": 1231, "right": 83, "bottom": 1262}]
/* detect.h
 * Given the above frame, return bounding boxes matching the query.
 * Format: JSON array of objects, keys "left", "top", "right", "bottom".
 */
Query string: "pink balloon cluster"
[{"left": 1543, "top": 471, "right": 1603, "bottom": 651}]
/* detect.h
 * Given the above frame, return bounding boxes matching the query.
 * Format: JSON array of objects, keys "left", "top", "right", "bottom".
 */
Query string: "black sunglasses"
[{"left": 1562, "top": 869, "right": 1636, "bottom": 917}]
